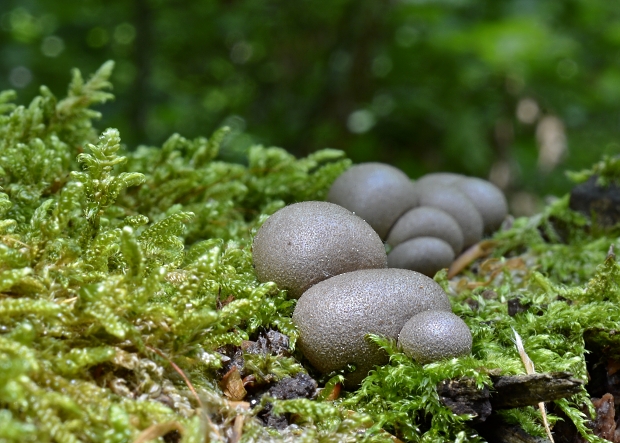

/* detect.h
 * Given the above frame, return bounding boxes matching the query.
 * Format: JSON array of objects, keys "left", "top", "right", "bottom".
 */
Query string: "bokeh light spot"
[
  {"left": 9, "top": 8, "right": 41, "bottom": 42},
  {"left": 347, "top": 110, "right": 375, "bottom": 134},
  {"left": 516, "top": 98, "right": 539, "bottom": 124},
  {"left": 230, "top": 41, "right": 253, "bottom": 64},
  {"left": 203, "top": 89, "right": 228, "bottom": 112},
  {"left": 9, "top": 66, "right": 32, "bottom": 88},
  {"left": 87, "top": 27, "right": 109, "bottom": 48},
  {"left": 41, "top": 36, "right": 65, "bottom": 57},
  {"left": 372, "top": 55, "right": 393, "bottom": 77},
  {"left": 114, "top": 23, "right": 136, "bottom": 45}
]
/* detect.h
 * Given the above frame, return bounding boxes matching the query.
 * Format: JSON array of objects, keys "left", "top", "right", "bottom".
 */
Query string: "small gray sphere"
[
  {"left": 387, "top": 237, "right": 455, "bottom": 277},
  {"left": 252, "top": 201, "right": 387, "bottom": 298},
  {"left": 415, "top": 186, "right": 483, "bottom": 248},
  {"left": 398, "top": 310, "right": 472, "bottom": 364},
  {"left": 293, "top": 268, "right": 451, "bottom": 387},
  {"left": 456, "top": 177, "right": 508, "bottom": 233},
  {"left": 414, "top": 172, "right": 463, "bottom": 190},
  {"left": 327, "top": 163, "right": 417, "bottom": 239},
  {"left": 387, "top": 206, "right": 464, "bottom": 254}
]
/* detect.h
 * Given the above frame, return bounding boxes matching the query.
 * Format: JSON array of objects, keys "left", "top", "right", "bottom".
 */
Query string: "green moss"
[
  {"left": 1, "top": 61, "right": 619, "bottom": 442},
  {"left": 0, "top": 62, "right": 355, "bottom": 442},
  {"left": 566, "top": 155, "right": 620, "bottom": 187}
]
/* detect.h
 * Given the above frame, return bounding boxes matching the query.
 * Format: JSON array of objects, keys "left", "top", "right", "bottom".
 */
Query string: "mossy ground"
[{"left": 1, "top": 62, "right": 619, "bottom": 443}]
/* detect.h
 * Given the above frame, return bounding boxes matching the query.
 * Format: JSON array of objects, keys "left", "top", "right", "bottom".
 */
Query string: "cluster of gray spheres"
[
  {"left": 252, "top": 200, "right": 472, "bottom": 387},
  {"left": 328, "top": 163, "right": 509, "bottom": 277}
]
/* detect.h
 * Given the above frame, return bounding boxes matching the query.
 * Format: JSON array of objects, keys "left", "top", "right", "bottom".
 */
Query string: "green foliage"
[
  {"left": 2, "top": 62, "right": 620, "bottom": 443},
  {"left": 338, "top": 252, "right": 620, "bottom": 442},
  {"left": 336, "top": 195, "right": 620, "bottom": 441},
  {"left": 342, "top": 337, "right": 489, "bottom": 443},
  {"left": 492, "top": 195, "right": 611, "bottom": 284},
  {"left": 3, "top": 1, "right": 620, "bottom": 199},
  {"left": 567, "top": 155, "right": 620, "bottom": 186},
  {"left": 0, "top": 65, "right": 351, "bottom": 442}
]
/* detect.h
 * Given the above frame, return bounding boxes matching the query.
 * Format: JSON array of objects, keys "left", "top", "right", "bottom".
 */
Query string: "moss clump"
[
  {"left": 1, "top": 61, "right": 619, "bottom": 443},
  {"left": 0, "top": 62, "right": 384, "bottom": 442}
]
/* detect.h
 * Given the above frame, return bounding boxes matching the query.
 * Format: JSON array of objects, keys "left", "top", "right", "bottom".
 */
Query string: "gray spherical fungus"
[
  {"left": 293, "top": 268, "right": 451, "bottom": 387},
  {"left": 252, "top": 201, "right": 387, "bottom": 299},
  {"left": 387, "top": 237, "right": 455, "bottom": 277},
  {"left": 387, "top": 206, "right": 464, "bottom": 254},
  {"left": 414, "top": 172, "right": 463, "bottom": 190},
  {"left": 327, "top": 163, "right": 417, "bottom": 239},
  {"left": 456, "top": 178, "right": 508, "bottom": 233},
  {"left": 415, "top": 185, "right": 483, "bottom": 248},
  {"left": 414, "top": 174, "right": 508, "bottom": 235},
  {"left": 398, "top": 310, "right": 472, "bottom": 364}
]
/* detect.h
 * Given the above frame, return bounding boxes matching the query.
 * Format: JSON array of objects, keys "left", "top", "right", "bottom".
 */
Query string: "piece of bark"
[
  {"left": 438, "top": 372, "right": 583, "bottom": 420},
  {"left": 437, "top": 377, "right": 492, "bottom": 423},
  {"left": 490, "top": 372, "right": 584, "bottom": 409},
  {"left": 591, "top": 393, "right": 616, "bottom": 442},
  {"left": 554, "top": 392, "right": 618, "bottom": 443},
  {"left": 569, "top": 175, "right": 620, "bottom": 227},
  {"left": 507, "top": 298, "right": 531, "bottom": 317}
]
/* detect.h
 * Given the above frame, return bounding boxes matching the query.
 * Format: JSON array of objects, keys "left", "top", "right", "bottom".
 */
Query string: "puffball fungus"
[
  {"left": 386, "top": 206, "right": 464, "bottom": 255},
  {"left": 292, "top": 268, "right": 451, "bottom": 386},
  {"left": 327, "top": 162, "right": 417, "bottom": 239},
  {"left": 252, "top": 201, "right": 387, "bottom": 298},
  {"left": 387, "top": 237, "right": 455, "bottom": 277},
  {"left": 398, "top": 310, "right": 473, "bottom": 364},
  {"left": 414, "top": 185, "right": 484, "bottom": 248},
  {"left": 456, "top": 177, "right": 508, "bottom": 233}
]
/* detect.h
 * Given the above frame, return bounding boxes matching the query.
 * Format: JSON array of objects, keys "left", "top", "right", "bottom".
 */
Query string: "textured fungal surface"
[
  {"left": 387, "top": 236, "right": 455, "bottom": 276},
  {"left": 327, "top": 162, "right": 417, "bottom": 239},
  {"left": 398, "top": 310, "right": 473, "bottom": 364},
  {"left": 415, "top": 185, "right": 484, "bottom": 248},
  {"left": 252, "top": 201, "right": 387, "bottom": 298},
  {"left": 387, "top": 206, "right": 464, "bottom": 254},
  {"left": 457, "top": 177, "right": 508, "bottom": 233},
  {"left": 293, "top": 268, "right": 451, "bottom": 386},
  {"left": 413, "top": 172, "right": 463, "bottom": 192}
]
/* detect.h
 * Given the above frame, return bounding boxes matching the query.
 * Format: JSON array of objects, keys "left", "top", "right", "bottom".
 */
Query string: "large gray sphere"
[
  {"left": 293, "top": 268, "right": 451, "bottom": 387},
  {"left": 387, "top": 237, "right": 455, "bottom": 277},
  {"left": 398, "top": 310, "right": 472, "bottom": 364},
  {"left": 415, "top": 186, "right": 483, "bottom": 248},
  {"left": 327, "top": 163, "right": 417, "bottom": 239},
  {"left": 252, "top": 201, "right": 387, "bottom": 298},
  {"left": 456, "top": 178, "right": 508, "bottom": 233},
  {"left": 387, "top": 206, "right": 464, "bottom": 254}
]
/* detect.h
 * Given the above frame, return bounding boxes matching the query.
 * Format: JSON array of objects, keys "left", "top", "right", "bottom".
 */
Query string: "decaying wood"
[
  {"left": 491, "top": 372, "right": 583, "bottom": 409},
  {"left": 569, "top": 175, "right": 620, "bottom": 227},
  {"left": 438, "top": 372, "right": 583, "bottom": 419},
  {"left": 436, "top": 377, "right": 492, "bottom": 422},
  {"left": 477, "top": 415, "right": 550, "bottom": 443}
]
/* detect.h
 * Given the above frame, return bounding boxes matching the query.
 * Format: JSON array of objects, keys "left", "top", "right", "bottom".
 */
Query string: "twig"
[
  {"left": 146, "top": 346, "right": 221, "bottom": 441},
  {"left": 512, "top": 328, "right": 554, "bottom": 443},
  {"left": 133, "top": 422, "right": 183, "bottom": 443},
  {"left": 448, "top": 240, "right": 496, "bottom": 279}
]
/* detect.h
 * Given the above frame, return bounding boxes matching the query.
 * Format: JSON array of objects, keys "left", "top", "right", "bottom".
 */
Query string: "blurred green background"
[{"left": 2, "top": 0, "right": 620, "bottom": 214}]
